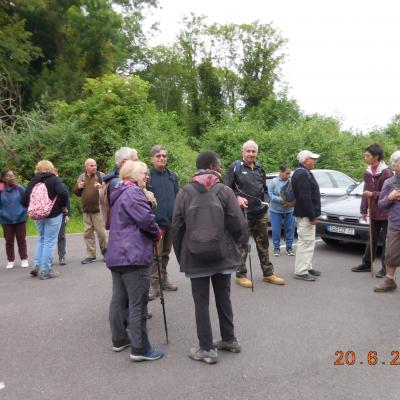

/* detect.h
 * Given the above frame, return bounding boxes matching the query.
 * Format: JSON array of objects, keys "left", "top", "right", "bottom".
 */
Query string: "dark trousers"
[
  {"left": 151, "top": 225, "right": 173, "bottom": 282},
  {"left": 362, "top": 219, "right": 388, "bottom": 270},
  {"left": 237, "top": 214, "right": 273, "bottom": 278},
  {"left": 57, "top": 215, "right": 66, "bottom": 259},
  {"left": 109, "top": 267, "right": 151, "bottom": 355},
  {"left": 2, "top": 222, "right": 28, "bottom": 262},
  {"left": 190, "top": 273, "right": 235, "bottom": 351}
]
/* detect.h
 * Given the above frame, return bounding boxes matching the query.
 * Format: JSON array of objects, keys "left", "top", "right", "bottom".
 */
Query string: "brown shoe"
[
  {"left": 263, "top": 274, "right": 286, "bottom": 285},
  {"left": 235, "top": 277, "right": 253, "bottom": 288},
  {"left": 374, "top": 277, "right": 397, "bottom": 292}
]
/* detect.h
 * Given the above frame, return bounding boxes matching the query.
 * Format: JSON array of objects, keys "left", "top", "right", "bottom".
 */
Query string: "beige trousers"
[
  {"left": 294, "top": 217, "right": 316, "bottom": 275},
  {"left": 83, "top": 212, "right": 108, "bottom": 258}
]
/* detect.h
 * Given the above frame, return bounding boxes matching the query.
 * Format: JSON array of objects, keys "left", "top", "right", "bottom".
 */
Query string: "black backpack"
[{"left": 182, "top": 183, "right": 225, "bottom": 261}]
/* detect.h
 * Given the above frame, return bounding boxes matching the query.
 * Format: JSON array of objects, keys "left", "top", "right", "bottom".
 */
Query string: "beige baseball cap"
[{"left": 297, "top": 150, "right": 320, "bottom": 162}]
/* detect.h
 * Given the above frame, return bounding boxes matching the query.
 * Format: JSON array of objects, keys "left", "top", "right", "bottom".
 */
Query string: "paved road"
[{"left": 1, "top": 234, "right": 399, "bottom": 400}]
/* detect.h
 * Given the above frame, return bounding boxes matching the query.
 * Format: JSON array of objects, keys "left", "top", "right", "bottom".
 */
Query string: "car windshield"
[{"left": 349, "top": 182, "right": 364, "bottom": 195}]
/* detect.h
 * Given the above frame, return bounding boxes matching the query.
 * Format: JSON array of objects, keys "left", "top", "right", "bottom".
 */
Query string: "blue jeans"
[
  {"left": 34, "top": 214, "right": 63, "bottom": 272},
  {"left": 270, "top": 211, "right": 295, "bottom": 250}
]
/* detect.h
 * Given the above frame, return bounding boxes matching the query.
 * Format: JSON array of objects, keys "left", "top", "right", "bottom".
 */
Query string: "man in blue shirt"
[{"left": 148, "top": 145, "right": 179, "bottom": 299}]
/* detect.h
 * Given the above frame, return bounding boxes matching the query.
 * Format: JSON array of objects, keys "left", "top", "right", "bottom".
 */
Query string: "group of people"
[{"left": 2, "top": 140, "right": 400, "bottom": 364}]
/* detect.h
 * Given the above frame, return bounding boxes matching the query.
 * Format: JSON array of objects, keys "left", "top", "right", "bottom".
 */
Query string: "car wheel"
[{"left": 321, "top": 237, "right": 340, "bottom": 245}]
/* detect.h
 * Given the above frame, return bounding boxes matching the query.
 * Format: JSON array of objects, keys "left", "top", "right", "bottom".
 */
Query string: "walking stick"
[
  {"left": 154, "top": 243, "right": 169, "bottom": 343},
  {"left": 244, "top": 208, "right": 254, "bottom": 292},
  {"left": 368, "top": 197, "right": 374, "bottom": 278}
]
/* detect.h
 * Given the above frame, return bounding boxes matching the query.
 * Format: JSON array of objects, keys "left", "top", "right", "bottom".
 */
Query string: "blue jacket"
[
  {"left": 268, "top": 177, "right": 294, "bottom": 214},
  {"left": 106, "top": 181, "right": 160, "bottom": 269},
  {"left": 0, "top": 185, "right": 27, "bottom": 224},
  {"left": 148, "top": 168, "right": 179, "bottom": 227}
]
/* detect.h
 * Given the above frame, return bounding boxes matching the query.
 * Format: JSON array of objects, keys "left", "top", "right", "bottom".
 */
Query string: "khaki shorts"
[{"left": 385, "top": 226, "right": 400, "bottom": 267}]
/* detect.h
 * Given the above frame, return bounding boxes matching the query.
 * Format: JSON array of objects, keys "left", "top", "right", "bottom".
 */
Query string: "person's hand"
[
  {"left": 237, "top": 196, "right": 248, "bottom": 209},
  {"left": 388, "top": 189, "right": 400, "bottom": 201},
  {"left": 363, "top": 190, "right": 373, "bottom": 198},
  {"left": 309, "top": 218, "right": 317, "bottom": 225},
  {"left": 77, "top": 180, "right": 84, "bottom": 189},
  {"left": 65, "top": 216, "right": 70, "bottom": 224},
  {"left": 359, "top": 214, "right": 368, "bottom": 223},
  {"left": 94, "top": 182, "right": 102, "bottom": 190}
]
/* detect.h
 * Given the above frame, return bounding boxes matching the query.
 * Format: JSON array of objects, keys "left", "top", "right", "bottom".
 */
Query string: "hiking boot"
[
  {"left": 273, "top": 248, "right": 280, "bottom": 257},
  {"left": 374, "top": 277, "right": 397, "bottom": 292},
  {"left": 81, "top": 257, "right": 96, "bottom": 264},
  {"left": 375, "top": 268, "right": 386, "bottom": 278},
  {"left": 263, "top": 274, "right": 286, "bottom": 285},
  {"left": 294, "top": 273, "right": 316, "bottom": 282},
  {"left": 213, "top": 338, "right": 241, "bottom": 353},
  {"left": 59, "top": 258, "right": 66, "bottom": 266},
  {"left": 308, "top": 269, "right": 321, "bottom": 277},
  {"left": 286, "top": 248, "right": 295, "bottom": 256},
  {"left": 148, "top": 282, "right": 160, "bottom": 301},
  {"left": 39, "top": 269, "right": 60, "bottom": 280},
  {"left": 6, "top": 261, "right": 14, "bottom": 269},
  {"left": 112, "top": 339, "right": 131, "bottom": 352},
  {"left": 162, "top": 278, "right": 178, "bottom": 291},
  {"left": 235, "top": 276, "right": 253, "bottom": 288},
  {"left": 189, "top": 347, "right": 218, "bottom": 364},
  {"left": 130, "top": 347, "right": 164, "bottom": 362},
  {"left": 21, "top": 259, "right": 29, "bottom": 268},
  {"left": 30, "top": 267, "right": 39, "bottom": 277},
  {"left": 351, "top": 264, "right": 371, "bottom": 272}
]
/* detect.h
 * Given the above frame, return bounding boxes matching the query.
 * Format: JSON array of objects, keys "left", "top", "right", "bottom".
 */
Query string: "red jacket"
[{"left": 360, "top": 162, "right": 392, "bottom": 220}]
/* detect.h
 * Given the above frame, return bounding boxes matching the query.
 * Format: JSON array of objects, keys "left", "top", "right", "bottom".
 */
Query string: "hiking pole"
[
  {"left": 154, "top": 243, "right": 169, "bottom": 344},
  {"left": 244, "top": 208, "right": 254, "bottom": 292},
  {"left": 368, "top": 197, "right": 374, "bottom": 278}
]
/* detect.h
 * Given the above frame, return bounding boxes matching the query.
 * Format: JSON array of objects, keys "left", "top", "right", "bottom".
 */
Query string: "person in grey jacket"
[
  {"left": 375, "top": 151, "right": 400, "bottom": 292},
  {"left": 106, "top": 160, "right": 163, "bottom": 362},
  {"left": 172, "top": 151, "right": 247, "bottom": 364}
]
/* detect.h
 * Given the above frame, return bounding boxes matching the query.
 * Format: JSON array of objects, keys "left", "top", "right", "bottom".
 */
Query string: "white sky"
[{"left": 146, "top": 0, "right": 400, "bottom": 133}]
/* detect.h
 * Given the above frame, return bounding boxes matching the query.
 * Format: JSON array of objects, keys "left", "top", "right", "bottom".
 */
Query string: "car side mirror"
[{"left": 346, "top": 182, "right": 357, "bottom": 194}]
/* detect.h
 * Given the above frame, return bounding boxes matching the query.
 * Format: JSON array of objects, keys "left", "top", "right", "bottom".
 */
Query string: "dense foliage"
[{"left": 1, "top": 1, "right": 400, "bottom": 222}]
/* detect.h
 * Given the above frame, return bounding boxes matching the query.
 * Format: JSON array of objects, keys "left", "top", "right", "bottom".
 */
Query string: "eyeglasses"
[{"left": 155, "top": 154, "right": 167, "bottom": 158}]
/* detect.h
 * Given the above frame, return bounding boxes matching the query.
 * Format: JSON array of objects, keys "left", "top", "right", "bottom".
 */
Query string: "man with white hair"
[
  {"left": 225, "top": 140, "right": 285, "bottom": 288},
  {"left": 375, "top": 150, "right": 400, "bottom": 292},
  {"left": 103, "top": 147, "right": 138, "bottom": 198},
  {"left": 291, "top": 150, "right": 321, "bottom": 281},
  {"left": 74, "top": 158, "right": 107, "bottom": 264}
]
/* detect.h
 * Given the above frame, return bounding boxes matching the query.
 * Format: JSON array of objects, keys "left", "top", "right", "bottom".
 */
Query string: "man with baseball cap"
[{"left": 291, "top": 150, "right": 321, "bottom": 281}]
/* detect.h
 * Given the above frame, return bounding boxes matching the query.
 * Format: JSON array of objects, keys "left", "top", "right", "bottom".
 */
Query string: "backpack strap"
[
  {"left": 96, "top": 171, "right": 103, "bottom": 184},
  {"left": 233, "top": 160, "right": 243, "bottom": 180}
]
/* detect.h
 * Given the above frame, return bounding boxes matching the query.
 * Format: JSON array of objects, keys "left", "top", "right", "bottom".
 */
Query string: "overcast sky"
[{"left": 147, "top": 0, "right": 400, "bottom": 133}]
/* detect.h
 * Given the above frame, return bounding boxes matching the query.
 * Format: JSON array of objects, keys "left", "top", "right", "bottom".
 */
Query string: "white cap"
[{"left": 297, "top": 150, "right": 320, "bottom": 162}]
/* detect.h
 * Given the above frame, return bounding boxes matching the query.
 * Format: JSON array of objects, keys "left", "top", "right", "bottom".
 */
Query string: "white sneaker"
[
  {"left": 6, "top": 261, "right": 15, "bottom": 269},
  {"left": 21, "top": 259, "right": 29, "bottom": 268}
]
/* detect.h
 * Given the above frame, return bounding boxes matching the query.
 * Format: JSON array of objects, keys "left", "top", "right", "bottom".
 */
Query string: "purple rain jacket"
[{"left": 106, "top": 180, "right": 160, "bottom": 269}]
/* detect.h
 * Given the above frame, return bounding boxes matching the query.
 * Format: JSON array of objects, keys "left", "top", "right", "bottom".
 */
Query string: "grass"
[{"left": 0, "top": 216, "right": 84, "bottom": 237}]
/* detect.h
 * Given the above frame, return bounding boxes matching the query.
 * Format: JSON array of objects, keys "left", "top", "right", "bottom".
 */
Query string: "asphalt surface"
[{"left": 1, "top": 234, "right": 400, "bottom": 400}]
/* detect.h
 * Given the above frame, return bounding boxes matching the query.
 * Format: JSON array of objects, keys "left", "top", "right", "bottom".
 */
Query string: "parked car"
[
  {"left": 266, "top": 169, "right": 357, "bottom": 200},
  {"left": 316, "top": 182, "right": 383, "bottom": 245}
]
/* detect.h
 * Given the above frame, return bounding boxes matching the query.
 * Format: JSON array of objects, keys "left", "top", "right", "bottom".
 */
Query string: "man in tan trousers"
[{"left": 74, "top": 158, "right": 108, "bottom": 264}]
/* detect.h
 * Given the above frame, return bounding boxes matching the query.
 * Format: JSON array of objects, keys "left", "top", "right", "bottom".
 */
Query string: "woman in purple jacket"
[{"left": 106, "top": 160, "right": 164, "bottom": 362}]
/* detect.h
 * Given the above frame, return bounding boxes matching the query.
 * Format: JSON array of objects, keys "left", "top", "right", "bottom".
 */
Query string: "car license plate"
[{"left": 326, "top": 225, "right": 355, "bottom": 235}]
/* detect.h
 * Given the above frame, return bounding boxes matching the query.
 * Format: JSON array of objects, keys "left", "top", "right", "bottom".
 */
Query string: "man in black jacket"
[
  {"left": 291, "top": 150, "right": 321, "bottom": 281},
  {"left": 172, "top": 151, "right": 247, "bottom": 364},
  {"left": 225, "top": 140, "right": 285, "bottom": 288}
]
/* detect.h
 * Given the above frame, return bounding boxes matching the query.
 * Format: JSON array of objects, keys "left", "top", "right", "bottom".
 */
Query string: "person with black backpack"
[{"left": 172, "top": 151, "right": 247, "bottom": 364}]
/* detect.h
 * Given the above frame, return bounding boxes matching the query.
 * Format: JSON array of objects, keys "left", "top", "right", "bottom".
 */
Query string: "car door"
[{"left": 311, "top": 170, "right": 337, "bottom": 197}]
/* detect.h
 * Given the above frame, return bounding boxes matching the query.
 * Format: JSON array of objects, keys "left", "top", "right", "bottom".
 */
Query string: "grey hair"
[
  {"left": 150, "top": 145, "right": 167, "bottom": 157},
  {"left": 115, "top": 147, "right": 136, "bottom": 166},
  {"left": 242, "top": 140, "right": 258, "bottom": 151},
  {"left": 389, "top": 151, "right": 400, "bottom": 167}
]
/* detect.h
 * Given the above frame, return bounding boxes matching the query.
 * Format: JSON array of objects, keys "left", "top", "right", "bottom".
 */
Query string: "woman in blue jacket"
[
  {"left": 0, "top": 170, "right": 29, "bottom": 269},
  {"left": 268, "top": 164, "right": 296, "bottom": 257}
]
